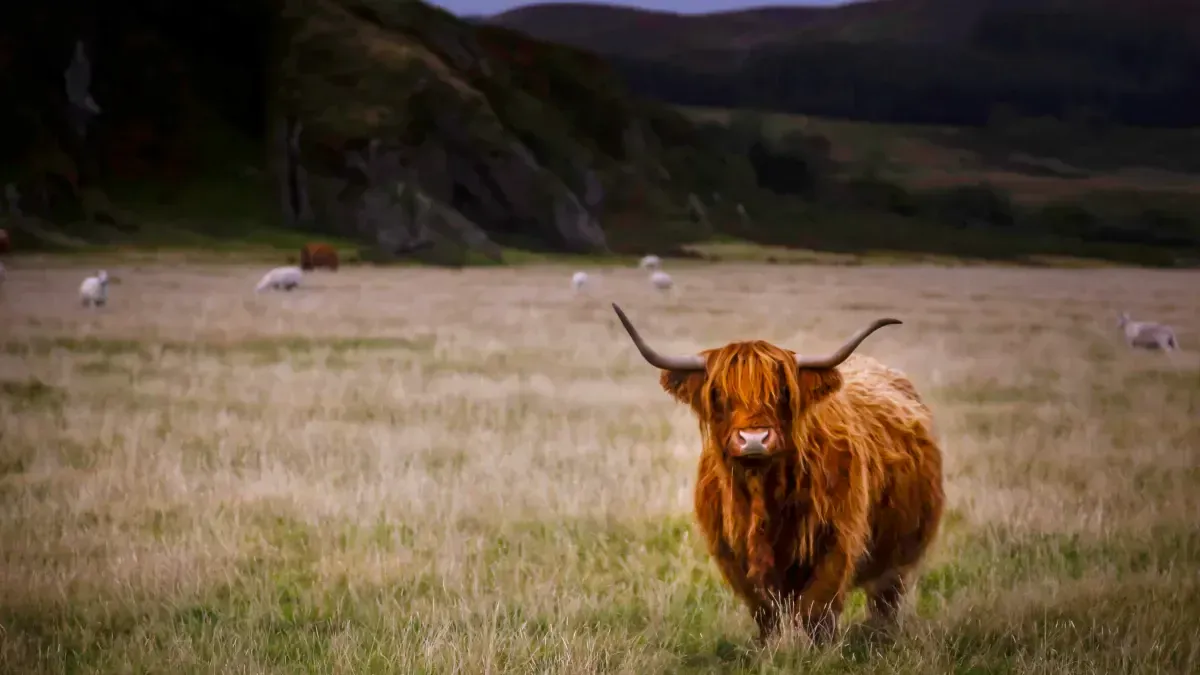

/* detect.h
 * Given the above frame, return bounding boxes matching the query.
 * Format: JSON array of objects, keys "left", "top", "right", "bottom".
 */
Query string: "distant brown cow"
[
  {"left": 612, "top": 303, "right": 945, "bottom": 646},
  {"left": 299, "top": 242, "right": 338, "bottom": 271},
  {"left": 0, "top": 229, "right": 9, "bottom": 254}
]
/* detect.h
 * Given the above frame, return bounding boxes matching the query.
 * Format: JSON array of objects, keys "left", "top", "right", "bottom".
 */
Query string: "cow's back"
[
  {"left": 834, "top": 355, "right": 944, "bottom": 586},
  {"left": 837, "top": 354, "right": 929, "bottom": 418}
]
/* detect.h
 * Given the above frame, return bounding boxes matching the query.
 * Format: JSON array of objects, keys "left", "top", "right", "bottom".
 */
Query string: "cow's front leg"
[
  {"left": 794, "top": 543, "right": 855, "bottom": 646},
  {"left": 752, "top": 602, "right": 779, "bottom": 646},
  {"left": 704, "top": 538, "right": 780, "bottom": 645}
]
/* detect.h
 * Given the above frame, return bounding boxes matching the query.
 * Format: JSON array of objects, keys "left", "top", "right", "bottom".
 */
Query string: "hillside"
[
  {"left": 490, "top": 0, "right": 1200, "bottom": 127},
  {"left": 492, "top": 0, "right": 1200, "bottom": 59},
  {"left": 487, "top": 2, "right": 831, "bottom": 65},
  {"left": 685, "top": 106, "right": 1200, "bottom": 202},
  {"left": 0, "top": 0, "right": 752, "bottom": 262},
  {"left": 4, "top": 0, "right": 1200, "bottom": 268}
]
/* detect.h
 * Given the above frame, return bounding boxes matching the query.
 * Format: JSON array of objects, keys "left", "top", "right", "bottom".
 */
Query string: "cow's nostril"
[{"left": 736, "top": 429, "right": 771, "bottom": 452}]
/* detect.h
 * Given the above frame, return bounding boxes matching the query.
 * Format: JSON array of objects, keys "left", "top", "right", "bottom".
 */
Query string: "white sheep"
[
  {"left": 571, "top": 270, "right": 589, "bottom": 292},
  {"left": 1118, "top": 312, "right": 1179, "bottom": 352},
  {"left": 638, "top": 254, "right": 662, "bottom": 271},
  {"left": 79, "top": 269, "right": 109, "bottom": 307},
  {"left": 255, "top": 265, "right": 303, "bottom": 292},
  {"left": 649, "top": 269, "right": 673, "bottom": 291}
]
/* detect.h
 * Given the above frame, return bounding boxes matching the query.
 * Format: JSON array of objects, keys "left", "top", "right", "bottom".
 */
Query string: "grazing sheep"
[
  {"left": 79, "top": 269, "right": 109, "bottom": 307},
  {"left": 649, "top": 269, "right": 673, "bottom": 291},
  {"left": 571, "top": 270, "right": 589, "bottom": 292},
  {"left": 639, "top": 254, "right": 662, "bottom": 271},
  {"left": 255, "top": 265, "right": 304, "bottom": 292},
  {"left": 1118, "top": 312, "right": 1179, "bottom": 351}
]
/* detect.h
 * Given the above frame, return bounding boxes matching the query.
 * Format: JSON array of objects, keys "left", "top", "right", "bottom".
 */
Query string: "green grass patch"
[{"left": 4, "top": 512, "right": 1197, "bottom": 673}]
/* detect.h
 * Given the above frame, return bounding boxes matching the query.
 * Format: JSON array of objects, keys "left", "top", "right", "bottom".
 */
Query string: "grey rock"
[
  {"left": 582, "top": 168, "right": 604, "bottom": 210},
  {"left": 687, "top": 192, "right": 708, "bottom": 225},
  {"left": 4, "top": 184, "right": 20, "bottom": 217},
  {"left": 279, "top": 117, "right": 313, "bottom": 228},
  {"left": 64, "top": 40, "right": 101, "bottom": 138},
  {"left": 622, "top": 123, "right": 647, "bottom": 160},
  {"left": 290, "top": 128, "right": 503, "bottom": 263}
]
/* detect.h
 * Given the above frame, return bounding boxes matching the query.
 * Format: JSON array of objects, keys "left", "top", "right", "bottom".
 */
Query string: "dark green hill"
[{"left": 491, "top": 0, "right": 1200, "bottom": 128}]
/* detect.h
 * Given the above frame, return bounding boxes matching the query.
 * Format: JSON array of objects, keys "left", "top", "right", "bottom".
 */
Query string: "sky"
[{"left": 428, "top": 0, "right": 848, "bottom": 18}]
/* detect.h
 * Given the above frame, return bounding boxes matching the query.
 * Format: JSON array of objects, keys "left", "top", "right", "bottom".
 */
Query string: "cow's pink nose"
[{"left": 736, "top": 429, "right": 772, "bottom": 454}]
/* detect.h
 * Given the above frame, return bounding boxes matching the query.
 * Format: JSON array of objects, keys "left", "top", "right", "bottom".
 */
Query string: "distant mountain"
[
  {"left": 492, "top": 0, "right": 1199, "bottom": 61},
  {"left": 489, "top": 0, "right": 1200, "bottom": 127},
  {"left": 488, "top": 2, "right": 834, "bottom": 65}
]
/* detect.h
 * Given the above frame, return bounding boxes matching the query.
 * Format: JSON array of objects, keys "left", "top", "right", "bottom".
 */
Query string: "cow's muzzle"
[{"left": 730, "top": 427, "right": 779, "bottom": 460}]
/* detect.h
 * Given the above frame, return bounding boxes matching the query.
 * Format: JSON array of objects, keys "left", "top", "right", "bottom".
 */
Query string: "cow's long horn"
[
  {"left": 612, "top": 303, "right": 706, "bottom": 371},
  {"left": 794, "top": 318, "right": 903, "bottom": 369}
]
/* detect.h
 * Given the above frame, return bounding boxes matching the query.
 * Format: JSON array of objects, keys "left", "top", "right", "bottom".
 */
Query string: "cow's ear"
[
  {"left": 660, "top": 370, "right": 705, "bottom": 408},
  {"left": 794, "top": 367, "right": 843, "bottom": 410}
]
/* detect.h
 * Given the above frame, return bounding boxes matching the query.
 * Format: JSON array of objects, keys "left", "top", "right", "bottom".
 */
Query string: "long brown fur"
[
  {"left": 299, "top": 242, "right": 339, "bottom": 271},
  {"left": 660, "top": 342, "right": 944, "bottom": 645}
]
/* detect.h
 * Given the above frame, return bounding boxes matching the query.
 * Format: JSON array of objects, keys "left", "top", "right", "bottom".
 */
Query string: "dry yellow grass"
[{"left": 1, "top": 259, "right": 1198, "bottom": 673}]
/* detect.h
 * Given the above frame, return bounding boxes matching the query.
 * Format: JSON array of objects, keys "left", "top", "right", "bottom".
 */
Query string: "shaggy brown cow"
[
  {"left": 299, "top": 242, "right": 339, "bottom": 271},
  {"left": 0, "top": 229, "right": 9, "bottom": 254},
  {"left": 612, "top": 303, "right": 944, "bottom": 646}
]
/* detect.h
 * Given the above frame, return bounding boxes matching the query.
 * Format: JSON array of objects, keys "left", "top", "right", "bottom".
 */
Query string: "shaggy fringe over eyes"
[
  {"left": 681, "top": 342, "right": 844, "bottom": 456},
  {"left": 699, "top": 342, "right": 791, "bottom": 420}
]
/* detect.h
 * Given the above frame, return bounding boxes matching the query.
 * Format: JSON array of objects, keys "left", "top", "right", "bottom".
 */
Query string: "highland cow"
[
  {"left": 612, "top": 303, "right": 944, "bottom": 646},
  {"left": 299, "top": 242, "right": 339, "bottom": 271},
  {"left": 0, "top": 229, "right": 10, "bottom": 254}
]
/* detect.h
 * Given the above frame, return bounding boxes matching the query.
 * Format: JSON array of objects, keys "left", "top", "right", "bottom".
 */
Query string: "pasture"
[{"left": 1, "top": 259, "right": 1198, "bottom": 673}]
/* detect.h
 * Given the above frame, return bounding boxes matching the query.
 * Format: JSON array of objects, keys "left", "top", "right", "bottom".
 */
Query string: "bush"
[
  {"left": 846, "top": 174, "right": 920, "bottom": 217},
  {"left": 1034, "top": 202, "right": 1098, "bottom": 239},
  {"left": 746, "top": 132, "right": 833, "bottom": 199},
  {"left": 725, "top": 111, "right": 766, "bottom": 153},
  {"left": 1136, "top": 208, "right": 1197, "bottom": 245},
  {"left": 922, "top": 182, "right": 1016, "bottom": 228}
]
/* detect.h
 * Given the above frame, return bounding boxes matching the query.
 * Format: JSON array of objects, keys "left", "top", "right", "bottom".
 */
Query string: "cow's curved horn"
[
  {"left": 612, "top": 303, "right": 706, "bottom": 371},
  {"left": 794, "top": 318, "right": 903, "bottom": 369}
]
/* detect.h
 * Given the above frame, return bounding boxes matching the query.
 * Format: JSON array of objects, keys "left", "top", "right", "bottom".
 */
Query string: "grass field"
[{"left": 1, "top": 258, "right": 1198, "bottom": 673}]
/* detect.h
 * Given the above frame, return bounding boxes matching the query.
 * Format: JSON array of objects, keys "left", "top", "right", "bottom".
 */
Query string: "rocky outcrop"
[
  {"left": 274, "top": 0, "right": 619, "bottom": 262},
  {"left": 687, "top": 192, "right": 708, "bottom": 226},
  {"left": 284, "top": 131, "right": 503, "bottom": 265},
  {"left": 5, "top": 0, "right": 745, "bottom": 259}
]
